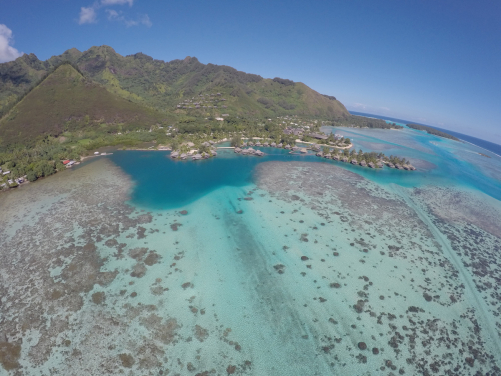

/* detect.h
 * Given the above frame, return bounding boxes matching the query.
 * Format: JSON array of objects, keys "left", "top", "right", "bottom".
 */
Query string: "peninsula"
[{"left": 0, "top": 46, "right": 415, "bottom": 190}]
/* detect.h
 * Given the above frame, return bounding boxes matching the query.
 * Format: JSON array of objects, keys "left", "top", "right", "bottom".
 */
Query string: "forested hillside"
[
  {"left": 0, "top": 63, "right": 167, "bottom": 147},
  {"left": 0, "top": 45, "right": 349, "bottom": 121}
]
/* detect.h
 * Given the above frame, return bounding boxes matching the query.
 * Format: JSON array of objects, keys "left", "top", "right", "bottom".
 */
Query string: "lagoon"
[{"left": 1, "top": 124, "right": 501, "bottom": 375}]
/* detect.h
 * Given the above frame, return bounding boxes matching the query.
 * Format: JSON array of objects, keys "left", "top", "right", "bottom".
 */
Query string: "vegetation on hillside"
[
  {"left": 406, "top": 123, "right": 459, "bottom": 141},
  {"left": 0, "top": 63, "right": 168, "bottom": 147},
  {"left": 0, "top": 45, "right": 349, "bottom": 122},
  {"left": 332, "top": 115, "right": 402, "bottom": 129}
]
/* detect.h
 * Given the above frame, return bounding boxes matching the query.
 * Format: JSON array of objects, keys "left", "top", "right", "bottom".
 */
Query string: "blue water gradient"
[
  {"left": 350, "top": 110, "right": 501, "bottom": 156},
  {"left": 109, "top": 126, "right": 501, "bottom": 210}
]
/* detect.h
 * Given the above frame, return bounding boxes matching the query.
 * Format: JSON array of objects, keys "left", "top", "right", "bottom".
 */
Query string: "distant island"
[
  {"left": 406, "top": 123, "right": 459, "bottom": 141},
  {"left": 332, "top": 115, "right": 402, "bottom": 130}
]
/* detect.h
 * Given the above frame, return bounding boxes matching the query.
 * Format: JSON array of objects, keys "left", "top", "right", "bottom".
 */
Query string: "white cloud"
[
  {"left": 78, "top": 6, "right": 97, "bottom": 24},
  {"left": 79, "top": 0, "right": 150, "bottom": 27},
  {"left": 352, "top": 103, "right": 367, "bottom": 110},
  {"left": 106, "top": 9, "right": 120, "bottom": 20},
  {"left": 0, "top": 24, "right": 23, "bottom": 63},
  {"left": 101, "top": 0, "right": 133, "bottom": 6},
  {"left": 106, "top": 9, "right": 152, "bottom": 27},
  {"left": 139, "top": 14, "right": 152, "bottom": 27}
]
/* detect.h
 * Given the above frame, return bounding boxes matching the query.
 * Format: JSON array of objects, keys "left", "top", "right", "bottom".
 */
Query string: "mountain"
[
  {"left": 0, "top": 63, "right": 166, "bottom": 146},
  {"left": 0, "top": 46, "right": 349, "bottom": 121}
]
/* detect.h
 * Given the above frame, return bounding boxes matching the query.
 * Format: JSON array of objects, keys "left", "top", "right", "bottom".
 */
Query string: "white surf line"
[
  {"left": 457, "top": 139, "right": 501, "bottom": 159},
  {"left": 392, "top": 184, "right": 501, "bottom": 359}
]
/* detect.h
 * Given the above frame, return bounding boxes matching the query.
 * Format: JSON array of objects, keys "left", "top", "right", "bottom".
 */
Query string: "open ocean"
[
  {"left": 1, "top": 123, "right": 501, "bottom": 375},
  {"left": 350, "top": 110, "right": 501, "bottom": 156}
]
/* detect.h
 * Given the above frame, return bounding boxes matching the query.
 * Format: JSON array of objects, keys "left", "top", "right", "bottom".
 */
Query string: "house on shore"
[{"left": 309, "top": 133, "right": 328, "bottom": 140}]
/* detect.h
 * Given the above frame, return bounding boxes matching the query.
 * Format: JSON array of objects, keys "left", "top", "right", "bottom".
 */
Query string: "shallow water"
[{"left": 1, "top": 127, "right": 501, "bottom": 375}]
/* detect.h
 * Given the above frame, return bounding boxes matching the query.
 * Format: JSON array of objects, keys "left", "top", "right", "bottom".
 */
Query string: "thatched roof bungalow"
[
  {"left": 360, "top": 160, "right": 367, "bottom": 167},
  {"left": 171, "top": 151, "right": 179, "bottom": 159},
  {"left": 285, "top": 144, "right": 291, "bottom": 149},
  {"left": 234, "top": 147, "right": 242, "bottom": 153},
  {"left": 351, "top": 159, "right": 358, "bottom": 165},
  {"left": 180, "top": 153, "right": 187, "bottom": 160},
  {"left": 277, "top": 143, "right": 283, "bottom": 148},
  {"left": 271, "top": 142, "right": 277, "bottom": 147},
  {"left": 192, "top": 154, "right": 202, "bottom": 160},
  {"left": 255, "top": 150, "right": 264, "bottom": 156},
  {"left": 368, "top": 162, "right": 375, "bottom": 168}
]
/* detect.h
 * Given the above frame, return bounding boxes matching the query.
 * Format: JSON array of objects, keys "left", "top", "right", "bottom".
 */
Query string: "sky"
[{"left": 1, "top": 0, "right": 500, "bottom": 144}]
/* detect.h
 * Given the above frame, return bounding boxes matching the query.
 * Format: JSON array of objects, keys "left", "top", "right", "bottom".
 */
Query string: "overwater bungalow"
[
  {"left": 241, "top": 149, "right": 249, "bottom": 155},
  {"left": 248, "top": 141, "right": 254, "bottom": 146},
  {"left": 377, "top": 161, "right": 384, "bottom": 168},
  {"left": 332, "top": 155, "right": 340, "bottom": 160},
  {"left": 351, "top": 159, "right": 358, "bottom": 165},
  {"left": 180, "top": 153, "right": 187, "bottom": 160},
  {"left": 255, "top": 150, "right": 264, "bottom": 156},
  {"left": 271, "top": 142, "right": 277, "bottom": 147},
  {"left": 255, "top": 141, "right": 262, "bottom": 146},
  {"left": 192, "top": 154, "right": 202, "bottom": 160},
  {"left": 316, "top": 152, "right": 323, "bottom": 157},
  {"left": 342, "top": 156, "right": 348, "bottom": 162},
  {"left": 211, "top": 150, "right": 217, "bottom": 156},
  {"left": 409, "top": 165, "right": 416, "bottom": 170},
  {"left": 388, "top": 163, "right": 395, "bottom": 168},
  {"left": 324, "top": 153, "right": 332, "bottom": 159},
  {"left": 277, "top": 143, "right": 283, "bottom": 148},
  {"left": 171, "top": 151, "right": 179, "bottom": 159},
  {"left": 368, "top": 162, "right": 375, "bottom": 168},
  {"left": 403, "top": 165, "right": 410, "bottom": 170},
  {"left": 395, "top": 164, "right": 403, "bottom": 169},
  {"left": 285, "top": 144, "right": 291, "bottom": 150},
  {"left": 360, "top": 160, "right": 367, "bottom": 167},
  {"left": 300, "top": 148, "right": 307, "bottom": 153},
  {"left": 242, "top": 142, "right": 248, "bottom": 147},
  {"left": 247, "top": 148, "right": 255, "bottom": 154}
]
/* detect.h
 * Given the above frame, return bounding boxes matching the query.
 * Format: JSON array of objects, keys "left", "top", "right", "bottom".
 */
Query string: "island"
[{"left": 406, "top": 123, "right": 460, "bottom": 141}]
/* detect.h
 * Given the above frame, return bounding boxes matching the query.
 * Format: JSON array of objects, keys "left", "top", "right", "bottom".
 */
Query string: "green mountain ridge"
[
  {"left": 0, "top": 63, "right": 167, "bottom": 146},
  {"left": 0, "top": 45, "right": 349, "bottom": 122}
]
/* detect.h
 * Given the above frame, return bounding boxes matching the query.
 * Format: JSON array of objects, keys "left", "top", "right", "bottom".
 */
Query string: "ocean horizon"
[{"left": 349, "top": 110, "right": 501, "bottom": 157}]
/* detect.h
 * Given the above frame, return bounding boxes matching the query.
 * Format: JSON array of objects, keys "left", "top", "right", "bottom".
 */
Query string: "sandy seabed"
[{"left": 0, "top": 158, "right": 500, "bottom": 375}]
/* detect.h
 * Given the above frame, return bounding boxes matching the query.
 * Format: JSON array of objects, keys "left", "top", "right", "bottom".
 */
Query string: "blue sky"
[{"left": 1, "top": 0, "right": 500, "bottom": 144}]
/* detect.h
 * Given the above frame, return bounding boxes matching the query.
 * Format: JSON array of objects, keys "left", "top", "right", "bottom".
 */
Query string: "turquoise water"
[
  {"left": 109, "top": 127, "right": 501, "bottom": 209},
  {"left": 1, "top": 127, "right": 501, "bottom": 375}
]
